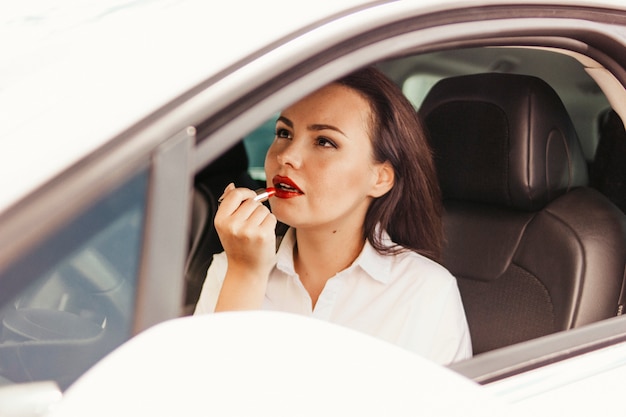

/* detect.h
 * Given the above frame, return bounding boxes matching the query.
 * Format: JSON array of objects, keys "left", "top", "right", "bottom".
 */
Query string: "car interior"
[
  {"left": 185, "top": 45, "right": 626, "bottom": 356},
  {"left": 0, "top": 43, "right": 625, "bottom": 391}
]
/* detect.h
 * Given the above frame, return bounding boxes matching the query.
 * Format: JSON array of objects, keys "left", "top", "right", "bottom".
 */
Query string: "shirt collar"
[
  {"left": 276, "top": 228, "right": 297, "bottom": 275},
  {"left": 355, "top": 230, "right": 393, "bottom": 284},
  {"left": 275, "top": 227, "right": 393, "bottom": 284}
]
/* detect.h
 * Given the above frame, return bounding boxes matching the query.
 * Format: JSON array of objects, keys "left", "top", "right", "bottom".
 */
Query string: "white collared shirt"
[{"left": 195, "top": 228, "right": 472, "bottom": 364}]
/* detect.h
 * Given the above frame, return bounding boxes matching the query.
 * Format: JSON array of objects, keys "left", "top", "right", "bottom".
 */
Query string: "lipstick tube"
[
  {"left": 218, "top": 187, "right": 276, "bottom": 205},
  {"left": 253, "top": 187, "right": 276, "bottom": 203}
]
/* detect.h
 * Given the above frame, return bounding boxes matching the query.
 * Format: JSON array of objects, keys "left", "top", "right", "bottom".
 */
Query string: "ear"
[{"left": 369, "top": 161, "right": 395, "bottom": 198}]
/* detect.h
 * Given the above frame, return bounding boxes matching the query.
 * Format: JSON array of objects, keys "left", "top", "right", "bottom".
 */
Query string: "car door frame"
[{"left": 188, "top": 1, "right": 626, "bottom": 384}]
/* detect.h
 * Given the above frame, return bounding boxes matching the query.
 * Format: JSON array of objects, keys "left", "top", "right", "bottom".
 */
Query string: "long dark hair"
[{"left": 336, "top": 67, "right": 443, "bottom": 262}]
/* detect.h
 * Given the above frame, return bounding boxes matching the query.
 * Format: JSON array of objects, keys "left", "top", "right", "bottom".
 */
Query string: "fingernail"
[{"left": 217, "top": 183, "right": 234, "bottom": 204}]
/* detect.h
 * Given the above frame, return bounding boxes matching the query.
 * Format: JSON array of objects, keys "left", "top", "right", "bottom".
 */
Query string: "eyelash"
[
  {"left": 275, "top": 128, "right": 292, "bottom": 139},
  {"left": 274, "top": 127, "right": 337, "bottom": 149},
  {"left": 315, "top": 137, "right": 337, "bottom": 148}
]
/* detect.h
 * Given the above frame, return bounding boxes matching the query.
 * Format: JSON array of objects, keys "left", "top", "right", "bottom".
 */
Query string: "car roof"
[
  {"left": 1, "top": 0, "right": 625, "bottom": 216},
  {"left": 0, "top": 0, "right": 376, "bottom": 214}
]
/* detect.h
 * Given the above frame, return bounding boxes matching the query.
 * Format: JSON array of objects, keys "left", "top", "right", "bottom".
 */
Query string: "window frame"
[{"left": 0, "top": 109, "right": 195, "bottom": 391}]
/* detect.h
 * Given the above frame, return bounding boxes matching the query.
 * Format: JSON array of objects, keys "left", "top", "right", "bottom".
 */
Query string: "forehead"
[{"left": 281, "top": 83, "right": 372, "bottom": 126}]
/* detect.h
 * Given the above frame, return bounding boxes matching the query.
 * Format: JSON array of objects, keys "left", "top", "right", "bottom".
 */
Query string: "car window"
[
  {"left": 243, "top": 115, "right": 277, "bottom": 181},
  {"left": 0, "top": 170, "right": 148, "bottom": 390},
  {"left": 402, "top": 73, "right": 442, "bottom": 109},
  {"left": 231, "top": 45, "right": 622, "bottom": 357}
]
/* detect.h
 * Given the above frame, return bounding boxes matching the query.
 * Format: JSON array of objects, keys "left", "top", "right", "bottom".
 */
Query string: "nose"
[{"left": 275, "top": 140, "right": 302, "bottom": 169}]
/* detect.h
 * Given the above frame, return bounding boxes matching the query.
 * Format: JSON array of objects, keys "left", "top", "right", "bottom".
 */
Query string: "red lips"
[{"left": 272, "top": 175, "right": 304, "bottom": 199}]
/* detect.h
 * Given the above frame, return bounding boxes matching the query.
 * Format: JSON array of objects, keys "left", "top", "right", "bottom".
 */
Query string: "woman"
[{"left": 195, "top": 67, "right": 472, "bottom": 364}]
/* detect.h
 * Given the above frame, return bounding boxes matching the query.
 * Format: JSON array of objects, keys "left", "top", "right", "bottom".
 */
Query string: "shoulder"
[
  {"left": 368, "top": 228, "right": 455, "bottom": 286},
  {"left": 361, "top": 230, "right": 451, "bottom": 284},
  {"left": 372, "top": 248, "right": 472, "bottom": 363},
  {"left": 388, "top": 248, "right": 456, "bottom": 288}
]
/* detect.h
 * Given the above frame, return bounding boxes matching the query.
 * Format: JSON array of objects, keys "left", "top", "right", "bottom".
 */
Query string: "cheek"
[
  {"left": 264, "top": 145, "right": 278, "bottom": 172},
  {"left": 314, "top": 158, "right": 371, "bottom": 199}
]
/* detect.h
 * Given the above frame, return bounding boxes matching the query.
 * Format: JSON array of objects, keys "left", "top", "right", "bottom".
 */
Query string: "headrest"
[
  {"left": 419, "top": 73, "right": 588, "bottom": 211},
  {"left": 199, "top": 142, "right": 249, "bottom": 176}
]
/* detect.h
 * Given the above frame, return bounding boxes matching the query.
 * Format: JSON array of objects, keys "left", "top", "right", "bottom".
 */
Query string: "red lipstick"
[
  {"left": 272, "top": 175, "right": 303, "bottom": 199},
  {"left": 253, "top": 187, "right": 276, "bottom": 203}
]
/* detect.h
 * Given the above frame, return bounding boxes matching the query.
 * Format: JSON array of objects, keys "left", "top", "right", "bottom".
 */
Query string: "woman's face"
[{"left": 265, "top": 83, "right": 393, "bottom": 233}]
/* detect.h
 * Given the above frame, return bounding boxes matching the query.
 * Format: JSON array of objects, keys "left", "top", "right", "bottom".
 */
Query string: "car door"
[{"left": 0, "top": 127, "right": 193, "bottom": 392}]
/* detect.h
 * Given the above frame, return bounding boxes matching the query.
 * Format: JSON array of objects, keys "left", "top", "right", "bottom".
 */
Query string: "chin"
[{"left": 270, "top": 203, "right": 295, "bottom": 224}]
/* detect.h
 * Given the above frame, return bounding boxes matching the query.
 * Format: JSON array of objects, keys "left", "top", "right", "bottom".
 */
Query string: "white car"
[{"left": 1, "top": 0, "right": 625, "bottom": 415}]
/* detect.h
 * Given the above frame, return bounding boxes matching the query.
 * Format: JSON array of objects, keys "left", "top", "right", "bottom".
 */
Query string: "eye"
[
  {"left": 315, "top": 136, "right": 337, "bottom": 148},
  {"left": 275, "top": 127, "right": 292, "bottom": 139}
]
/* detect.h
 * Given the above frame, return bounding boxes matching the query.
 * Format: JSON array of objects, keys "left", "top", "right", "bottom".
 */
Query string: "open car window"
[{"left": 217, "top": 44, "right": 624, "bottom": 363}]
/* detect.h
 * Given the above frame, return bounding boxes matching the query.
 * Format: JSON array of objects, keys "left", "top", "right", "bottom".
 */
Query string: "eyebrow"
[{"left": 277, "top": 116, "right": 347, "bottom": 137}]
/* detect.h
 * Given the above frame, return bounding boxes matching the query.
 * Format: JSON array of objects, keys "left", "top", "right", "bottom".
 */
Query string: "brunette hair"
[{"left": 336, "top": 67, "right": 443, "bottom": 262}]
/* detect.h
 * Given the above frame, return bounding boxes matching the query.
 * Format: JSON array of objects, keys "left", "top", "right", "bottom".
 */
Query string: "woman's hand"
[{"left": 213, "top": 183, "right": 277, "bottom": 311}]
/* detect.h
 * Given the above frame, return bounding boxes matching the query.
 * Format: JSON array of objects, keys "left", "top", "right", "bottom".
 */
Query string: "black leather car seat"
[
  {"left": 419, "top": 73, "right": 626, "bottom": 354},
  {"left": 590, "top": 108, "right": 626, "bottom": 214}
]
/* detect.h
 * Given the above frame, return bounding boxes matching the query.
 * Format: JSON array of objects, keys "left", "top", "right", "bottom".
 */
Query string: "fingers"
[
  {"left": 217, "top": 182, "right": 235, "bottom": 204},
  {"left": 217, "top": 183, "right": 252, "bottom": 207},
  {"left": 216, "top": 185, "right": 261, "bottom": 218},
  {"left": 213, "top": 184, "right": 277, "bottom": 276},
  {"left": 214, "top": 184, "right": 277, "bottom": 242},
  {"left": 217, "top": 203, "right": 275, "bottom": 237}
]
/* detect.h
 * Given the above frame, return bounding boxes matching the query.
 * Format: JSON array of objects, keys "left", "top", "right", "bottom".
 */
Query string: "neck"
[{"left": 293, "top": 225, "right": 366, "bottom": 308}]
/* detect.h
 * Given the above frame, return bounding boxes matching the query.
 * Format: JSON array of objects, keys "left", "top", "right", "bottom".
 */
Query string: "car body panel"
[
  {"left": 0, "top": 0, "right": 373, "bottom": 216},
  {"left": 49, "top": 312, "right": 511, "bottom": 417},
  {"left": 486, "top": 340, "right": 626, "bottom": 414}
]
